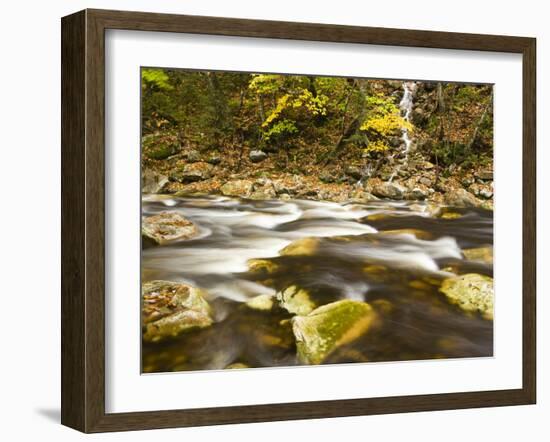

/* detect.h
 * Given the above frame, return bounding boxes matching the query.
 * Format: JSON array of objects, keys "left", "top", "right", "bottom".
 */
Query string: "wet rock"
[
  {"left": 444, "top": 188, "right": 481, "bottom": 208},
  {"left": 380, "top": 228, "right": 432, "bottom": 240},
  {"left": 371, "top": 181, "right": 406, "bottom": 199},
  {"left": 142, "top": 169, "right": 169, "bottom": 194},
  {"left": 249, "top": 150, "right": 268, "bottom": 163},
  {"left": 142, "top": 280, "right": 212, "bottom": 342},
  {"left": 439, "top": 211, "right": 462, "bottom": 220},
  {"left": 246, "top": 294, "right": 275, "bottom": 311},
  {"left": 247, "top": 258, "right": 279, "bottom": 275},
  {"left": 292, "top": 300, "right": 377, "bottom": 365},
  {"left": 170, "top": 162, "right": 213, "bottom": 183},
  {"left": 142, "top": 212, "right": 198, "bottom": 246},
  {"left": 463, "top": 246, "right": 493, "bottom": 264},
  {"left": 440, "top": 273, "right": 494, "bottom": 320},
  {"left": 220, "top": 179, "right": 254, "bottom": 197},
  {"left": 277, "top": 286, "right": 315, "bottom": 315},
  {"left": 225, "top": 362, "right": 250, "bottom": 369},
  {"left": 279, "top": 237, "right": 319, "bottom": 256}
]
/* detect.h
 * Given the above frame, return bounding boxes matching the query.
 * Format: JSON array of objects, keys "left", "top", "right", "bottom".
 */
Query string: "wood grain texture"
[{"left": 60, "top": 8, "right": 537, "bottom": 433}]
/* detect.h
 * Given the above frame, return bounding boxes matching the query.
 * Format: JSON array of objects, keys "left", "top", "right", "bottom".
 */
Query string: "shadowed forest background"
[{"left": 141, "top": 68, "right": 493, "bottom": 206}]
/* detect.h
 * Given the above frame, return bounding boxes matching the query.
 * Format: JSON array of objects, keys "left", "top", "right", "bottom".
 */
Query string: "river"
[{"left": 142, "top": 195, "right": 493, "bottom": 373}]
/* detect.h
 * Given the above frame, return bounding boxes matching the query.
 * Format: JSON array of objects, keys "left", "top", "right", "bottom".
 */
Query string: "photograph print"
[{"left": 140, "top": 68, "right": 494, "bottom": 373}]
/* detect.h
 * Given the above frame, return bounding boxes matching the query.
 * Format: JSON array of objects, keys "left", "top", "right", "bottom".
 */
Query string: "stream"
[{"left": 142, "top": 195, "right": 493, "bottom": 373}]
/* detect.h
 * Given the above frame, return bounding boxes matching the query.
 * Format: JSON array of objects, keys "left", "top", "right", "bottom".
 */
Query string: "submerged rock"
[
  {"left": 440, "top": 273, "right": 494, "bottom": 320},
  {"left": 225, "top": 362, "right": 250, "bottom": 369},
  {"left": 246, "top": 294, "right": 275, "bottom": 311},
  {"left": 220, "top": 179, "right": 254, "bottom": 197},
  {"left": 142, "top": 280, "right": 213, "bottom": 342},
  {"left": 463, "top": 246, "right": 493, "bottom": 264},
  {"left": 292, "top": 300, "right": 377, "bottom": 365},
  {"left": 279, "top": 237, "right": 319, "bottom": 256},
  {"left": 277, "top": 285, "right": 315, "bottom": 315},
  {"left": 142, "top": 212, "right": 198, "bottom": 246},
  {"left": 247, "top": 258, "right": 279, "bottom": 275}
]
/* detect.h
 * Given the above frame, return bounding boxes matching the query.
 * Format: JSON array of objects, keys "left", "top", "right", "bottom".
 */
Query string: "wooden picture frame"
[{"left": 61, "top": 8, "right": 536, "bottom": 433}]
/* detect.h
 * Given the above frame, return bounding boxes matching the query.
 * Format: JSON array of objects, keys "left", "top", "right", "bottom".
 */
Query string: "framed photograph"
[{"left": 61, "top": 9, "right": 536, "bottom": 433}]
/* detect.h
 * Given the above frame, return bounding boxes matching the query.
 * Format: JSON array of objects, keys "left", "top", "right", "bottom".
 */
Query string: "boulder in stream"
[
  {"left": 277, "top": 285, "right": 315, "bottom": 315},
  {"left": 279, "top": 237, "right": 320, "bottom": 256},
  {"left": 142, "top": 211, "right": 198, "bottom": 246},
  {"left": 142, "top": 280, "right": 213, "bottom": 342},
  {"left": 292, "top": 300, "right": 377, "bottom": 365},
  {"left": 462, "top": 246, "right": 493, "bottom": 264},
  {"left": 246, "top": 294, "right": 275, "bottom": 311},
  {"left": 440, "top": 273, "right": 494, "bottom": 320}
]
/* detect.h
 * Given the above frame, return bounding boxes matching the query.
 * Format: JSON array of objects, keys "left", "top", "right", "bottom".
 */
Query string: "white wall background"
[{"left": 0, "top": 0, "right": 546, "bottom": 440}]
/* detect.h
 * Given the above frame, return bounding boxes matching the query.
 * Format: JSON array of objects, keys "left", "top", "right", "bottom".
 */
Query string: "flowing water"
[
  {"left": 142, "top": 195, "right": 493, "bottom": 373},
  {"left": 389, "top": 81, "right": 417, "bottom": 182}
]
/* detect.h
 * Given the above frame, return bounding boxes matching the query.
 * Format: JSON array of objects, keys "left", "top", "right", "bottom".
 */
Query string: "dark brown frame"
[{"left": 61, "top": 8, "right": 536, "bottom": 433}]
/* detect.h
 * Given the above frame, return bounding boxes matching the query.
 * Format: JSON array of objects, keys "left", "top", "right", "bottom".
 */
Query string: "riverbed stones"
[
  {"left": 277, "top": 285, "right": 315, "bottom": 316},
  {"left": 279, "top": 237, "right": 319, "bottom": 256},
  {"left": 142, "top": 280, "right": 213, "bottom": 342},
  {"left": 440, "top": 273, "right": 494, "bottom": 320},
  {"left": 371, "top": 181, "right": 406, "bottom": 199},
  {"left": 220, "top": 179, "right": 253, "bottom": 197},
  {"left": 444, "top": 188, "right": 481, "bottom": 208},
  {"left": 292, "top": 300, "right": 377, "bottom": 365},
  {"left": 142, "top": 211, "right": 198, "bottom": 246}
]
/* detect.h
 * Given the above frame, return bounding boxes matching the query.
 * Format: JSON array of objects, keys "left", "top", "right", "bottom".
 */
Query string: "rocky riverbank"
[{"left": 142, "top": 155, "right": 494, "bottom": 209}]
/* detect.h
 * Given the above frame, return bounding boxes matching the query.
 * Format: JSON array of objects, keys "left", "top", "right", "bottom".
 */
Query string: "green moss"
[{"left": 292, "top": 300, "right": 376, "bottom": 365}]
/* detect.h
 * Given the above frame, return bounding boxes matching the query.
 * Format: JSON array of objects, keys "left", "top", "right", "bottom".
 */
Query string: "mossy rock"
[
  {"left": 277, "top": 285, "right": 315, "bottom": 315},
  {"left": 225, "top": 362, "right": 250, "bottom": 370},
  {"left": 439, "top": 211, "right": 463, "bottom": 220},
  {"left": 142, "top": 133, "right": 180, "bottom": 160},
  {"left": 462, "top": 246, "right": 493, "bottom": 264},
  {"left": 246, "top": 294, "right": 275, "bottom": 311},
  {"left": 142, "top": 280, "right": 212, "bottom": 342},
  {"left": 279, "top": 237, "right": 319, "bottom": 256},
  {"left": 247, "top": 258, "right": 279, "bottom": 275},
  {"left": 292, "top": 300, "right": 377, "bottom": 365},
  {"left": 440, "top": 273, "right": 493, "bottom": 320}
]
